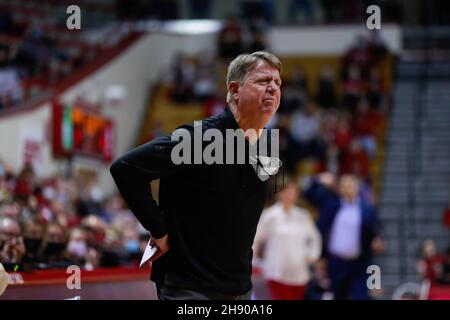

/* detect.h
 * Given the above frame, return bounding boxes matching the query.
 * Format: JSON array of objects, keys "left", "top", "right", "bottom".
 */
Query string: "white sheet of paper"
[{"left": 139, "top": 239, "right": 157, "bottom": 267}]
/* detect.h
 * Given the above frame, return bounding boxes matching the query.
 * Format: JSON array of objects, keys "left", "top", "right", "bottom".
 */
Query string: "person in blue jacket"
[{"left": 304, "top": 172, "right": 384, "bottom": 300}]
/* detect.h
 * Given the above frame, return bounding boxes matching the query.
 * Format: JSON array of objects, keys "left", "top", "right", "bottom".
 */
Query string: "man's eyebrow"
[{"left": 254, "top": 73, "right": 281, "bottom": 80}]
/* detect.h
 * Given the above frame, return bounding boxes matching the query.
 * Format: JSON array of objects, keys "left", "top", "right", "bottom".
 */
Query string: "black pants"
[{"left": 156, "top": 279, "right": 252, "bottom": 300}]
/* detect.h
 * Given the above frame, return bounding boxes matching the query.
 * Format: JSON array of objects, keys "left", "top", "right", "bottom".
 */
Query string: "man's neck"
[
  {"left": 229, "top": 104, "right": 266, "bottom": 144},
  {"left": 342, "top": 196, "right": 358, "bottom": 204}
]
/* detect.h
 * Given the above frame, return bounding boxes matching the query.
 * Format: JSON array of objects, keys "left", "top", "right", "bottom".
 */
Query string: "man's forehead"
[
  {"left": 250, "top": 60, "right": 280, "bottom": 75},
  {"left": 340, "top": 177, "right": 358, "bottom": 186}
]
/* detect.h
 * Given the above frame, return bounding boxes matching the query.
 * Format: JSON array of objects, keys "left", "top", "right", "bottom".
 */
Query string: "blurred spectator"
[
  {"left": 288, "top": 104, "right": 326, "bottom": 168},
  {"left": 304, "top": 173, "right": 384, "bottom": 300},
  {"left": 0, "top": 201, "right": 21, "bottom": 220},
  {"left": 13, "top": 164, "right": 35, "bottom": 202},
  {"left": 218, "top": 16, "right": 243, "bottom": 61},
  {"left": 0, "top": 67, "right": 23, "bottom": 110},
  {"left": 316, "top": 144, "right": 339, "bottom": 176},
  {"left": 21, "top": 195, "right": 40, "bottom": 221},
  {"left": 334, "top": 115, "right": 353, "bottom": 154},
  {"left": 416, "top": 239, "right": 444, "bottom": 284},
  {"left": 342, "top": 64, "right": 364, "bottom": 114},
  {"left": 123, "top": 227, "right": 141, "bottom": 264},
  {"left": 340, "top": 139, "right": 370, "bottom": 180},
  {"left": 39, "top": 222, "right": 70, "bottom": 268},
  {"left": 278, "top": 85, "right": 306, "bottom": 115},
  {"left": 0, "top": 217, "right": 25, "bottom": 270},
  {"left": 366, "top": 67, "right": 386, "bottom": 110},
  {"left": 81, "top": 215, "right": 106, "bottom": 247},
  {"left": 304, "top": 259, "right": 334, "bottom": 300},
  {"left": 253, "top": 181, "right": 321, "bottom": 300},
  {"left": 165, "top": 53, "right": 195, "bottom": 103},
  {"left": 203, "top": 94, "right": 226, "bottom": 118},
  {"left": 246, "top": 13, "right": 269, "bottom": 53},
  {"left": 100, "top": 227, "right": 125, "bottom": 268},
  {"left": 287, "top": 64, "right": 308, "bottom": 94},
  {"left": 247, "top": 12, "right": 269, "bottom": 35},
  {"left": 343, "top": 35, "right": 372, "bottom": 78},
  {"left": 106, "top": 195, "right": 139, "bottom": 231},
  {"left": 75, "top": 179, "right": 104, "bottom": 218},
  {"left": 0, "top": 172, "right": 13, "bottom": 204},
  {"left": 247, "top": 31, "right": 267, "bottom": 53},
  {"left": 67, "top": 227, "right": 89, "bottom": 266},
  {"left": 22, "top": 218, "right": 44, "bottom": 264},
  {"left": 315, "top": 66, "right": 337, "bottom": 110},
  {"left": 351, "top": 99, "right": 379, "bottom": 159},
  {"left": 193, "top": 58, "right": 218, "bottom": 103},
  {"left": 367, "top": 31, "right": 388, "bottom": 66}
]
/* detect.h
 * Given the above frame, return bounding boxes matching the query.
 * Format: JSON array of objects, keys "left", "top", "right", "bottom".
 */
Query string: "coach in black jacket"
[{"left": 110, "top": 51, "right": 282, "bottom": 299}]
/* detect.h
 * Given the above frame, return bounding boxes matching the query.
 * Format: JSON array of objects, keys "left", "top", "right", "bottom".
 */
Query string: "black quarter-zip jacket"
[{"left": 110, "top": 107, "right": 279, "bottom": 295}]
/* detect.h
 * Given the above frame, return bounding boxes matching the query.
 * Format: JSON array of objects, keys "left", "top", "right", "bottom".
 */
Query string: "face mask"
[
  {"left": 24, "top": 238, "right": 42, "bottom": 254},
  {"left": 68, "top": 240, "right": 87, "bottom": 258},
  {"left": 90, "top": 187, "right": 103, "bottom": 202},
  {"left": 45, "top": 242, "right": 66, "bottom": 255},
  {"left": 125, "top": 240, "right": 140, "bottom": 253}
]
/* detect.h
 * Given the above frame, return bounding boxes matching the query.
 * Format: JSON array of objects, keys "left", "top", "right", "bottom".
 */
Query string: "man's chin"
[{"left": 261, "top": 104, "right": 277, "bottom": 116}]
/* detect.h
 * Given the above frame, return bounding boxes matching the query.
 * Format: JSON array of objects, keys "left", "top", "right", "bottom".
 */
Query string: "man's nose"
[{"left": 267, "top": 81, "right": 277, "bottom": 93}]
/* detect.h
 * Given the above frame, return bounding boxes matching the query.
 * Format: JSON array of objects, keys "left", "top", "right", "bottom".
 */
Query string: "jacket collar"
[{"left": 221, "top": 106, "right": 240, "bottom": 130}]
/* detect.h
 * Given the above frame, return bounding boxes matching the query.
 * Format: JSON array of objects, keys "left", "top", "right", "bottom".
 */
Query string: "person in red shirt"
[
  {"left": 416, "top": 239, "right": 445, "bottom": 284},
  {"left": 340, "top": 139, "right": 370, "bottom": 180},
  {"left": 13, "top": 163, "right": 35, "bottom": 201}
]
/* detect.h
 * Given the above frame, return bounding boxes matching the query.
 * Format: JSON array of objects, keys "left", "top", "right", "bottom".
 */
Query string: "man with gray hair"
[
  {"left": 0, "top": 217, "right": 26, "bottom": 269},
  {"left": 111, "top": 51, "right": 282, "bottom": 299}
]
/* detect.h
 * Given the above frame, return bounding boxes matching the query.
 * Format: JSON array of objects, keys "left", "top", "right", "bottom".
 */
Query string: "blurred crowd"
[
  {"left": 0, "top": 3, "right": 81, "bottom": 110},
  {"left": 0, "top": 160, "right": 148, "bottom": 272},
  {"left": 0, "top": 1, "right": 131, "bottom": 112}
]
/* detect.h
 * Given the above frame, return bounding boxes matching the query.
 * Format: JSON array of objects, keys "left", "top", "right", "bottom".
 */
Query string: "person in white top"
[{"left": 253, "top": 181, "right": 322, "bottom": 300}]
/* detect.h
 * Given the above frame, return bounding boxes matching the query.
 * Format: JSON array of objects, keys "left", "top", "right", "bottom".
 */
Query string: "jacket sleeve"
[
  {"left": 110, "top": 131, "right": 190, "bottom": 239},
  {"left": 303, "top": 178, "right": 338, "bottom": 239},
  {"left": 303, "top": 179, "right": 335, "bottom": 211}
]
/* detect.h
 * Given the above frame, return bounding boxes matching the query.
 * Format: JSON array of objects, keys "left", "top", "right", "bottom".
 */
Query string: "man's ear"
[{"left": 228, "top": 81, "right": 239, "bottom": 99}]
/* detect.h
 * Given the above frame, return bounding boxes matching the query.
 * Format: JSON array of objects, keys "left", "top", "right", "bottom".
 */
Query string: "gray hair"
[{"left": 226, "top": 51, "right": 282, "bottom": 104}]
